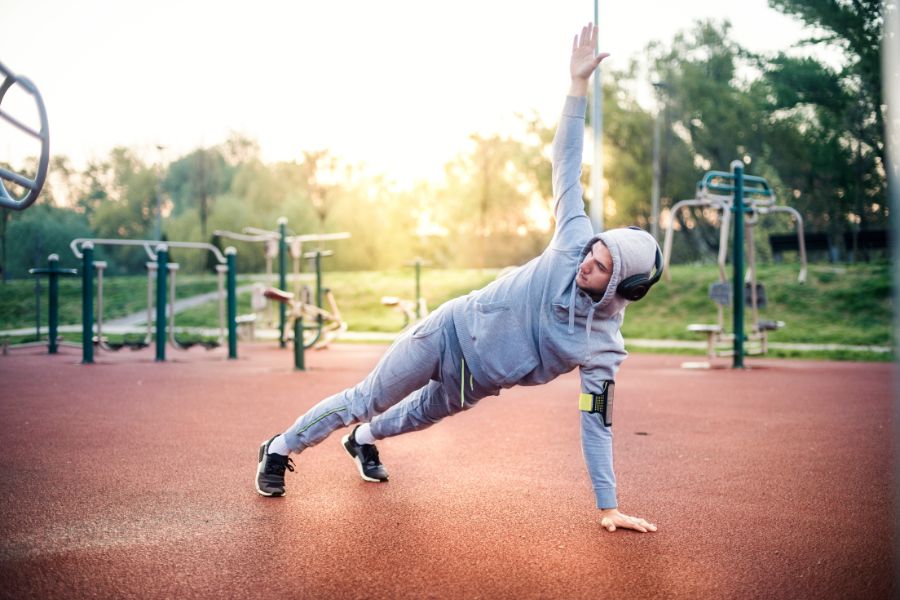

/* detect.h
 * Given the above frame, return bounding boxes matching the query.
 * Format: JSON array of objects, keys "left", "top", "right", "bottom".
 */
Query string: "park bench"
[
  {"left": 769, "top": 232, "right": 833, "bottom": 262},
  {"left": 843, "top": 229, "right": 888, "bottom": 261}
]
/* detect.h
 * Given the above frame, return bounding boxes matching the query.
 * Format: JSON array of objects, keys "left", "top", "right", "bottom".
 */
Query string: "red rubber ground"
[{"left": 0, "top": 343, "right": 893, "bottom": 599}]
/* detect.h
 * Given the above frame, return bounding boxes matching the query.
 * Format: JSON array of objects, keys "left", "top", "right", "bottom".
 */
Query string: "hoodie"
[{"left": 451, "top": 95, "right": 660, "bottom": 509}]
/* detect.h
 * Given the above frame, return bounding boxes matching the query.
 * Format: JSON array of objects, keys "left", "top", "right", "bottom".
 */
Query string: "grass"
[
  {"left": 1, "top": 262, "right": 892, "bottom": 361},
  {"left": 0, "top": 274, "right": 222, "bottom": 330},
  {"left": 175, "top": 268, "right": 500, "bottom": 332},
  {"left": 621, "top": 262, "right": 892, "bottom": 347}
]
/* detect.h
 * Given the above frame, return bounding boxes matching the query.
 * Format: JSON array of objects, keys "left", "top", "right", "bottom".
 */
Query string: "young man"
[{"left": 256, "top": 23, "right": 660, "bottom": 534}]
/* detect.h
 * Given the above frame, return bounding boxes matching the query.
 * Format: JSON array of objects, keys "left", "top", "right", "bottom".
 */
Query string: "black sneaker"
[
  {"left": 256, "top": 436, "right": 295, "bottom": 497},
  {"left": 342, "top": 426, "right": 389, "bottom": 482}
]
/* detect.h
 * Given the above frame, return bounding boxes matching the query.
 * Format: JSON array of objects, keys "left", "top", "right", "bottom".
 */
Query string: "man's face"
[{"left": 575, "top": 240, "right": 613, "bottom": 298}]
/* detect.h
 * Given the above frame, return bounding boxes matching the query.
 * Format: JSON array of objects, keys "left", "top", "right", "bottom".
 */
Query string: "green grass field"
[{"left": 1, "top": 262, "right": 892, "bottom": 360}]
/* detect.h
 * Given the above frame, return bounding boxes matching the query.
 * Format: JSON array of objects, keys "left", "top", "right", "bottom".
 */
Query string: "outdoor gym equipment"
[
  {"left": 9, "top": 254, "right": 79, "bottom": 354},
  {"left": 165, "top": 262, "right": 231, "bottom": 350},
  {"left": 0, "top": 62, "right": 50, "bottom": 211},
  {"left": 215, "top": 218, "right": 350, "bottom": 347},
  {"left": 264, "top": 250, "right": 349, "bottom": 370},
  {"left": 70, "top": 238, "right": 238, "bottom": 364},
  {"left": 91, "top": 260, "right": 148, "bottom": 352},
  {"left": 662, "top": 162, "right": 808, "bottom": 368},
  {"left": 381, "top": 258, "right": 430, "bottom": 330}
]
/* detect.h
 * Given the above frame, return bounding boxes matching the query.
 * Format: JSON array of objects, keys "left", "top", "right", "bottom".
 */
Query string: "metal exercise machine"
[
  {"left": 215, "top": 217, "right": 350, "bottom": 348},
  {"left": 662, "top": 163, "right": 807, "bottom": 367},
  {"left": 70, "top": 238, "right": 238, "bottom": 363},
  {"left": 0, "top": 62, "right": 49, "bottom": 211}
]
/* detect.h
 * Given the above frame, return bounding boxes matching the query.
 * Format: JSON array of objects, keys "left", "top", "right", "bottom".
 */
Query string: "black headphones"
[{"left": 616, "top": 227, "right": 664, "bottom": 302}]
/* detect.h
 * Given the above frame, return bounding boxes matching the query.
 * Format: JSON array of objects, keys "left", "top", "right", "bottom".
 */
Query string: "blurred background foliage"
[{"left": 1, "top": 3, "right": 889, "bottom": 279}]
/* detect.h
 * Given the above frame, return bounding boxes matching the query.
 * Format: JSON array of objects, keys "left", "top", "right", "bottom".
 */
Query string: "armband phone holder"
[{"left": 578, "top": 381, "right": 614, "bottom": 426}]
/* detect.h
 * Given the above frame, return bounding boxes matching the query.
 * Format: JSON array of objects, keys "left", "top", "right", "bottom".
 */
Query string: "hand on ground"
[{"left": 599, "top": 508, "right": 657, "bottom": 533}]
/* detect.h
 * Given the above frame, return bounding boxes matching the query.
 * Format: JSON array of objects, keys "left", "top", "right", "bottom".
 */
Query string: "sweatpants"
[{"left": 280, "top": 299, "right": 500, "bottom": 453}]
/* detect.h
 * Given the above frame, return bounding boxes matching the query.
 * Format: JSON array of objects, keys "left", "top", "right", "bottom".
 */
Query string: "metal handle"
[{"left": 0, "top": 62, "right": 50, "bottom": 211}]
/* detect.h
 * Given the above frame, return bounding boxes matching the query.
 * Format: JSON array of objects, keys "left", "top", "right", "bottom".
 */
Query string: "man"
[{"left": 256, "top": 23, "right": 660, "bottom": 534}]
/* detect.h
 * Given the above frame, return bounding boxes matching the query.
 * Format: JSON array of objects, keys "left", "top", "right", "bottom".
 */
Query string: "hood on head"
[{"left": 578, "top": 227, "right": 661, "bottom": 313}]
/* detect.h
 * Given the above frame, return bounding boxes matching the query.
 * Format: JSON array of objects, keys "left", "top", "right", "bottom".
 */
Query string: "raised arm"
[{"left": 550, "top": 24, "right": 610, "bottom": 249}]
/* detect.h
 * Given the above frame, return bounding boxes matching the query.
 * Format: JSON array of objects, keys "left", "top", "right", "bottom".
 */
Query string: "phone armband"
[{"left": 578, "top": 381, "right": 614, "bottom": 427}]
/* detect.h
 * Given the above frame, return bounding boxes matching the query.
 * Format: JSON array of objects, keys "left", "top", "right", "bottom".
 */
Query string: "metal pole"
[
  {"left": 278, "top": 217, "right": 287, "bottom": 348},
  {"left": 882, "top": 0, "right": 899, "bottom": 584},
  {"left": 47, "top": 254, "right": 59, "bottom": 354},
  {"left": 731, "top": 160, "right": 745, "bottom": 369},
  {"left": 590, "top": 0, "right": 604, "bottom": 232},
  {"left": 146, "top": 262, "right": 156, "bottom": 345},
  {"left": 314, "top": 251, "right": 324, "bottom": 336},
  {"left": 314, "top": 250, "right": 323, "bottom": 308},
  {"left": 216, "top": 264, "right": 228, "bottom": 345},
  {"left": 226, "top": 247, "right": 237, "bottom": 359},
  {"left": 155, "top": 145, "right": 165, "bottom": 241},
  {"left": 95, "top": 262, "right": 106, "bottom": 348},
  {"left": 651, "top": 111, "right": 661, "bottom": 241},
  {"left": 650, "top": 81, "right": 669, "bottom": 241},
  {"left": 155, "top": 245, "right": 168, "bottom": 362},
  {"left": 33, "top": 261, "right": 41, "bottom": 342},
  {"left": 294, "top": 314, "right": 305, "bottom": 371},
  {"left": 81, "top": 242, "right": 94, "bottom": 364}
]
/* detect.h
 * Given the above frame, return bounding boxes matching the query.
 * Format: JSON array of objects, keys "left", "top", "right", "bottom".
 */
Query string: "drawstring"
[
  {"left": 585, "top": 305, "right": 596, "bottom": 336},
  {"left": 460, "top": 358, "right": 473, "bottom": 407},
  {"left": 567, "top": 280, "right": 577, "bottom": 334},
  {"left": 585, "top": 305, "right": 597, "bottom": 361}
]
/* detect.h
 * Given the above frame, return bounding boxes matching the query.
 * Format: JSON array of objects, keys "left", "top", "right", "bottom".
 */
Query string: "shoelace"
[{"left": 266, "top": 454, "right": 295, "bottom": 475}]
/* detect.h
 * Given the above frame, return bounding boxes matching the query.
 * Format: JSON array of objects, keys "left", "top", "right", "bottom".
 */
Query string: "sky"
[{"left": 1, "top": 0, "right": 814, "bottom": 188}]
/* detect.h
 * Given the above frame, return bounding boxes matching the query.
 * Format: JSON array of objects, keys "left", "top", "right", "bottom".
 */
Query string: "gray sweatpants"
[{"left": 281, "top": 300, "right": 499, "bottom": 453}]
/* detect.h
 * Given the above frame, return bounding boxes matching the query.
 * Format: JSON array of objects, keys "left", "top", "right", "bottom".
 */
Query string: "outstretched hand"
[
  {"left": 570, "top": 23, "right": 609, "bottom": 84},
  {"left": 599, "top": 508, "right": 657, "bottom": 533}
]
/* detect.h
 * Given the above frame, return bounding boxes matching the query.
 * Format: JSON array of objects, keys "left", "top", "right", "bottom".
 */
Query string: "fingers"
[
  {"left": 600, "top": 514, "right": 657, "bottom": 533},
  {"left": 574, "top": 24, "right": 608, "bottom": 60},
  {"left": 627, "top": 517, "right": 650, "bottom": 533},
  {"left": 580, "top": 23, "right": 592, "bottom": 49}
]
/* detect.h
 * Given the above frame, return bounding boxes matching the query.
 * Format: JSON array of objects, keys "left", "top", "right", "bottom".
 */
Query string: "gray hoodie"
[{"left": 452, "top": 95, "right": 660, "bottom": 509}]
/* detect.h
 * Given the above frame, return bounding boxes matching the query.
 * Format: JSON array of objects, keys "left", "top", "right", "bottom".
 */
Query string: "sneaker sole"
[
  {"left": 341, "top": 434, "right": 388, "bottom": 483},
  {"left": 255, "top": 439, "right": 284, "bottom": 497}
]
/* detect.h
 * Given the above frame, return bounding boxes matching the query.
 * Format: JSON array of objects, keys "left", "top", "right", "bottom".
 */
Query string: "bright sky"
[{"left": 2, "top": 0, "right": 812, "bottom": 187}]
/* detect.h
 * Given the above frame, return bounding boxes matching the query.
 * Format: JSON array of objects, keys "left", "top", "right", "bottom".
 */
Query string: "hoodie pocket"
[{"left": 470, "top": 300, "right": 539, "bottom": 387}]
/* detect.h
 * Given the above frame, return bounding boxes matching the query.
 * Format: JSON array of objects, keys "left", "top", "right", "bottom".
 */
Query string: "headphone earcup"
[{"left": 618, "top": 274, "right": 651, "bottom": 301}]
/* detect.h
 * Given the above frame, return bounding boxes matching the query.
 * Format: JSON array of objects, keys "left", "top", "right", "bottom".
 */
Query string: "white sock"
[
  {"left": 267, "top": 434, "right": 290, "bottom": 456},
  {"left": 354, "top": 424, "right": 376, "bottom": 445}
]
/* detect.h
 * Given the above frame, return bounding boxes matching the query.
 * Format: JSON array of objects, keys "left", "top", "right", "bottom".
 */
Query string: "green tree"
[
  {"left": 642, "top": 21, "right": 768, "bottom": 260},
  {"left": 85, "top": 148, "right": 158, "bottom": 273},
  {"left": 164, "top": 147, "right": 233, "bottom": 239},
  {"left": 4, "top": 203, "right": 92, "bottom": 278},
  {"left": 764, "top": 0, "right": 887, "bottom": 252}
]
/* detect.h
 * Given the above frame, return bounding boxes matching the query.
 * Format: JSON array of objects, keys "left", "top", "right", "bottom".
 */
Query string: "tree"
[
  {"left": 164, "top": 147, "right": 233, "bottom": 239},
  {"left": 85, "top": 148, "right": 158, "bottom": 273},
  {"left": 4, "top": 203, "right": 92, "bottom": 278},
  {"left": 765, "top": 0, "right": 888, "bottom": 251},
  {"left": 644, "top": 21, "right": 770, "bottom": 260}
]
